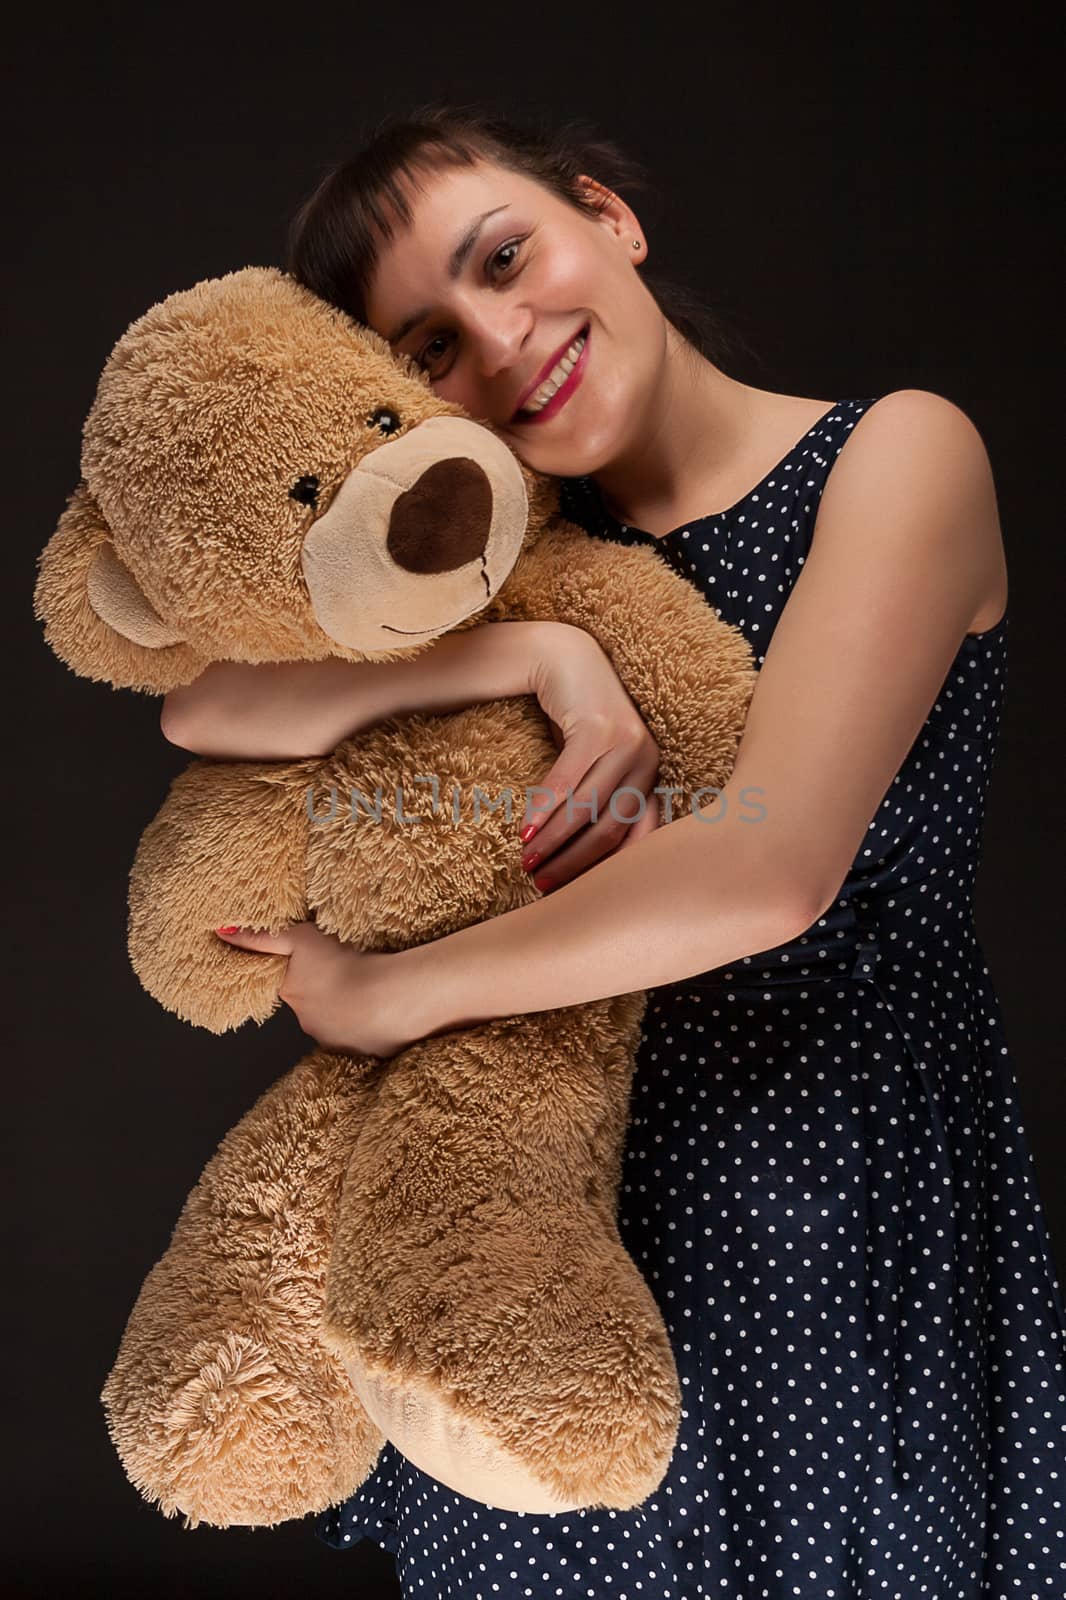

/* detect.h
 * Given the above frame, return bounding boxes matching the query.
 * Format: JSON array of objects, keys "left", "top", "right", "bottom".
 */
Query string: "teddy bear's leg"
[
  {"left": 320, "top": 995, "right": 683, "bottom": 1514},
  {"left": 100, "top": 1048, "right": 387, "bottom": 1529}
]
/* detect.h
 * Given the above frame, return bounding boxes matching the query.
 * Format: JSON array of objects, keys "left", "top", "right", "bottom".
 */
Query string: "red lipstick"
[{"left": 512, "top": 325, "right": 590, "bottom": 425}]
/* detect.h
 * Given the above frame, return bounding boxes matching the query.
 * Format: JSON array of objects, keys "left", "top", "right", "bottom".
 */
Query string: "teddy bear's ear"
[{"left": 33, "top": 482, "right": 208, "bottom": 694}]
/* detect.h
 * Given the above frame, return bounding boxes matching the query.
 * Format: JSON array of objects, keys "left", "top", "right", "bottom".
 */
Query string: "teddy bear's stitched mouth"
[{"left": 381, "top": 598, "right": 487, "bottom": 636}]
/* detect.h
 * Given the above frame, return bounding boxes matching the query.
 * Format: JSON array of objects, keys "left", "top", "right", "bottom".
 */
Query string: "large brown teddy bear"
[{"left": 34, "top": 267, "right": 756, "bottom": 1529}]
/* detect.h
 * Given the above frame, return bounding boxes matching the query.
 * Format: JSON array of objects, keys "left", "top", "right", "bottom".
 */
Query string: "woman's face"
[{"left": 363, "top": 158, "right": 668, "bottom": 480}]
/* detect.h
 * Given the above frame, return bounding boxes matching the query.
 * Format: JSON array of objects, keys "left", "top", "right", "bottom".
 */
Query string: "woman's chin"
[{"left": 504, "top": 425, "right": 599, "bottom": 482}]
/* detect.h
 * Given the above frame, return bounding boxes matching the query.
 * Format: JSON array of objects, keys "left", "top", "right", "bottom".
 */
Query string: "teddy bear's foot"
[
  {"left": 341, "top": 1353, "right": 603, "bottom": 1513},
  {"left": 101, "top": 1328, "right": 385, "bottom": 1529},
  {"left": 321, "top": 1201, "right": 681, "bottom": 1514},
  {"left": 99, "top": 1050, "right": 391, "bottom": 1527},
  {"left": 331, "top": 1334, "right": 679, "bottom": 1516}
]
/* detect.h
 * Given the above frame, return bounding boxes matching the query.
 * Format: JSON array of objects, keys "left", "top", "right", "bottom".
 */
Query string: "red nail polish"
[
  {"left": 532, "top": 874, "right": 553, "bottom": 892},
  {"left": 520, "top": 822, "right": 539, "bottom": 843},
  {"left": 521, "top": 850, "right": 542, "bottom": 872},
  {"left": 217, "top": 925, "right": 239, "bottom": 935}
]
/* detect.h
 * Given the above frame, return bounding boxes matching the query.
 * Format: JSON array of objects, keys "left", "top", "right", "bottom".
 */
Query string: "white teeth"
[
  {"left": 532, "top": 373, "right": 563, "bottom": 407},
  {"left": 521, "top": 332, "right": 587, "bottom": 415}
]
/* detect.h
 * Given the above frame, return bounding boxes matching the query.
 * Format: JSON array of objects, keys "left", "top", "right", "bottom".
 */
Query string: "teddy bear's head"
[{"left": 34, "top": 266, "right": 559, "bottom": 694}]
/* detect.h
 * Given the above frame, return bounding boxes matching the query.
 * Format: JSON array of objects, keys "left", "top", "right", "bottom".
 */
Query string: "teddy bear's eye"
[
  {"left": 368, "top": 407, "right": 401, "bottom": 436},
  {"left": 289, "top": 474, "right": 320, "bottom": 509}
]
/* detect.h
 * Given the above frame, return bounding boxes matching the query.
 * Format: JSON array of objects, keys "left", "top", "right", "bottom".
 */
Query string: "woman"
[{"left": 165, "top": 109, "right": 1066, "bottom": 1596}]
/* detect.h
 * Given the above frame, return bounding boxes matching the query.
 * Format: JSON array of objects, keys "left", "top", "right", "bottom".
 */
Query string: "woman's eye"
[
  {"left": 416, "top": 334, "right": 451, "bottom": 371},
  {"left": 490, "top": 239, "right": 523, "bottom": 276}
]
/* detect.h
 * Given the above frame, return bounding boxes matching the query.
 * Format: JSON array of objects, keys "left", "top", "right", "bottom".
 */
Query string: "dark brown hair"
[{"left": 286, "top": 102, "right": 749, "bottom": 369}]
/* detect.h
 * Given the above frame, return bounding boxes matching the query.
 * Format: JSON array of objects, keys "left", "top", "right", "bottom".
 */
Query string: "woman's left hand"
[{"left": 214, "top": 919, "right": 425, "bottom": 1059}]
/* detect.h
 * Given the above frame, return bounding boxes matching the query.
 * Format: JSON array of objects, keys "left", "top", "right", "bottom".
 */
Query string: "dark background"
[{"left": 7, "top": 4, "right": 1062, "bottom": 1595}]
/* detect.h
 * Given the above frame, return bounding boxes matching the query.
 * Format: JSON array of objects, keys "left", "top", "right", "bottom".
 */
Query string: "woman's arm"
[
  {"left": 162, "top": 617, "right": 667, "bottom": 879},
  {"left": 385, "top": 390, "right": 1006, "bottom": 1036},
  {"left": 160, "top": 621, "right": 556, "bottom": 761}
]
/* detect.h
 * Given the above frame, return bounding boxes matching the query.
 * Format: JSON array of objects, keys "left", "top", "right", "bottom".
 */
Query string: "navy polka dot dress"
[{"left": 315, "top": 398, "right": 1066, "bottom": 1595}]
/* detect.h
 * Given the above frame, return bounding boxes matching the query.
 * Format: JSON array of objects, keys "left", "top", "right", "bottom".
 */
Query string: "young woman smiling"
[{"left": 164, "top": 109, "right": 1066, "bottom": 1597}]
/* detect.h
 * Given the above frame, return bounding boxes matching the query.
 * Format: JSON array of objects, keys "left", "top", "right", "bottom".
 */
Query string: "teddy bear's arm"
[
  {"left": 490, "top": 518, "right": 759, "bottom": 804},
  {"left": 128, "top": 757, "right": 320, "bottom": 1033}
]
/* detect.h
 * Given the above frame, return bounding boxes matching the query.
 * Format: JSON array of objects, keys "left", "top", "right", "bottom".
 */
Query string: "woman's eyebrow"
[{"left": 387, "top": 204, "right": 511, "bottom": 344}]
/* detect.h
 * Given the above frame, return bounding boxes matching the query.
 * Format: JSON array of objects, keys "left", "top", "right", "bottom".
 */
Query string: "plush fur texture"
[{"left": 34, "top": 268, "right": 756, "bottom": 1528}]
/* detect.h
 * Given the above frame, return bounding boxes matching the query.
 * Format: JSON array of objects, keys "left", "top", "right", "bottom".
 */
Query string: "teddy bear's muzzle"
[{"left": 301, "top": 416, "right": 529, "bottom": 654}]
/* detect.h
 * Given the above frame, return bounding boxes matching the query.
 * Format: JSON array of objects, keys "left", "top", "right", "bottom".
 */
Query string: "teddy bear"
[{"left": 33, "top": 267, "right": 757, "bottom": 1530}]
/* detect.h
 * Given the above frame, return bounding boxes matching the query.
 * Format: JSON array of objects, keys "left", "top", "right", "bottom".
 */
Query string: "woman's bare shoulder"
[{"left": 819, "top": 388, "right": 1008, "bottom": 635}]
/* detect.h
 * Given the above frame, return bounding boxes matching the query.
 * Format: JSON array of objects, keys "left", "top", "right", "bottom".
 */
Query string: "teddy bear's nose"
[{"left": 386, "top": 458, "right": 493, "bottom": 574}]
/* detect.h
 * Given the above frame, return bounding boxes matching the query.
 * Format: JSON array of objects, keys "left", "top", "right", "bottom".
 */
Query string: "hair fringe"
[{"left": 286, "top": 103, "right": 758, "bottom": 371}]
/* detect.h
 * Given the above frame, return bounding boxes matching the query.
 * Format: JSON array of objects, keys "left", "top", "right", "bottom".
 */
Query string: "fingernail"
[
  {"left": 532, "top": 874, "right": 553, "bottom": 893},
  {"left": 216, "top": 925, "right": 240, "bottom": 935},
  {"left": 521, "top": 850, "right": 542, "bottom": 872},
  {"left": 519, "top": 822, "right": 539, "bottom": 843}
]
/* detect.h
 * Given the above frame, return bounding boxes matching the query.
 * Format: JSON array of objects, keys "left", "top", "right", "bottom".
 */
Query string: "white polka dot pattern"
[{"left": 315, "top": 399, "right": 1066, "bottom": 1595}]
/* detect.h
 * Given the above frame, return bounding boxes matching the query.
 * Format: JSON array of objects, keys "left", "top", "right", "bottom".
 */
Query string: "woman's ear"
[
  {"left": 576, "top": 172, "right": 616, "bottom": 213},
  {"left": 33, "top": 482, "right": 208, "bottom": 694}
]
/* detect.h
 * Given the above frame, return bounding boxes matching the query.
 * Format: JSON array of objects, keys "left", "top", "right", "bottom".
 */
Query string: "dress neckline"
[{"left": 592, "top": 399, "right": 843, "bottom": 543}]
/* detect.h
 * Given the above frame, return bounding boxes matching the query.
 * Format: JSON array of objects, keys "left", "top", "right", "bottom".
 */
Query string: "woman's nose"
[{"left": 467, "top": 306, "right": 534, "bottom": 380}]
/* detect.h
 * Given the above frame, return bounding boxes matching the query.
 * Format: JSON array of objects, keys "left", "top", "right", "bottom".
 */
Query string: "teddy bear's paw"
[
  {"left": 101, "top": 1331, "right": 385, "bottom": 1529},
  {"left": 132, "top": 942, "right": 288, "bottom": 1035}
]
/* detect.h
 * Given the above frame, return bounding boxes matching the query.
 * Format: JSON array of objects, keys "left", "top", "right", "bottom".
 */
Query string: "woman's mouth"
[{"left": 512, "top": 325, "right": 590, "bottom": 425}]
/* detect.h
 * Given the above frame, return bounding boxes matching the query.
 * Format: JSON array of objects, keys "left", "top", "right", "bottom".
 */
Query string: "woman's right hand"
[{"left": 519, "top": 625, "right": 663, "bottom": 890}]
